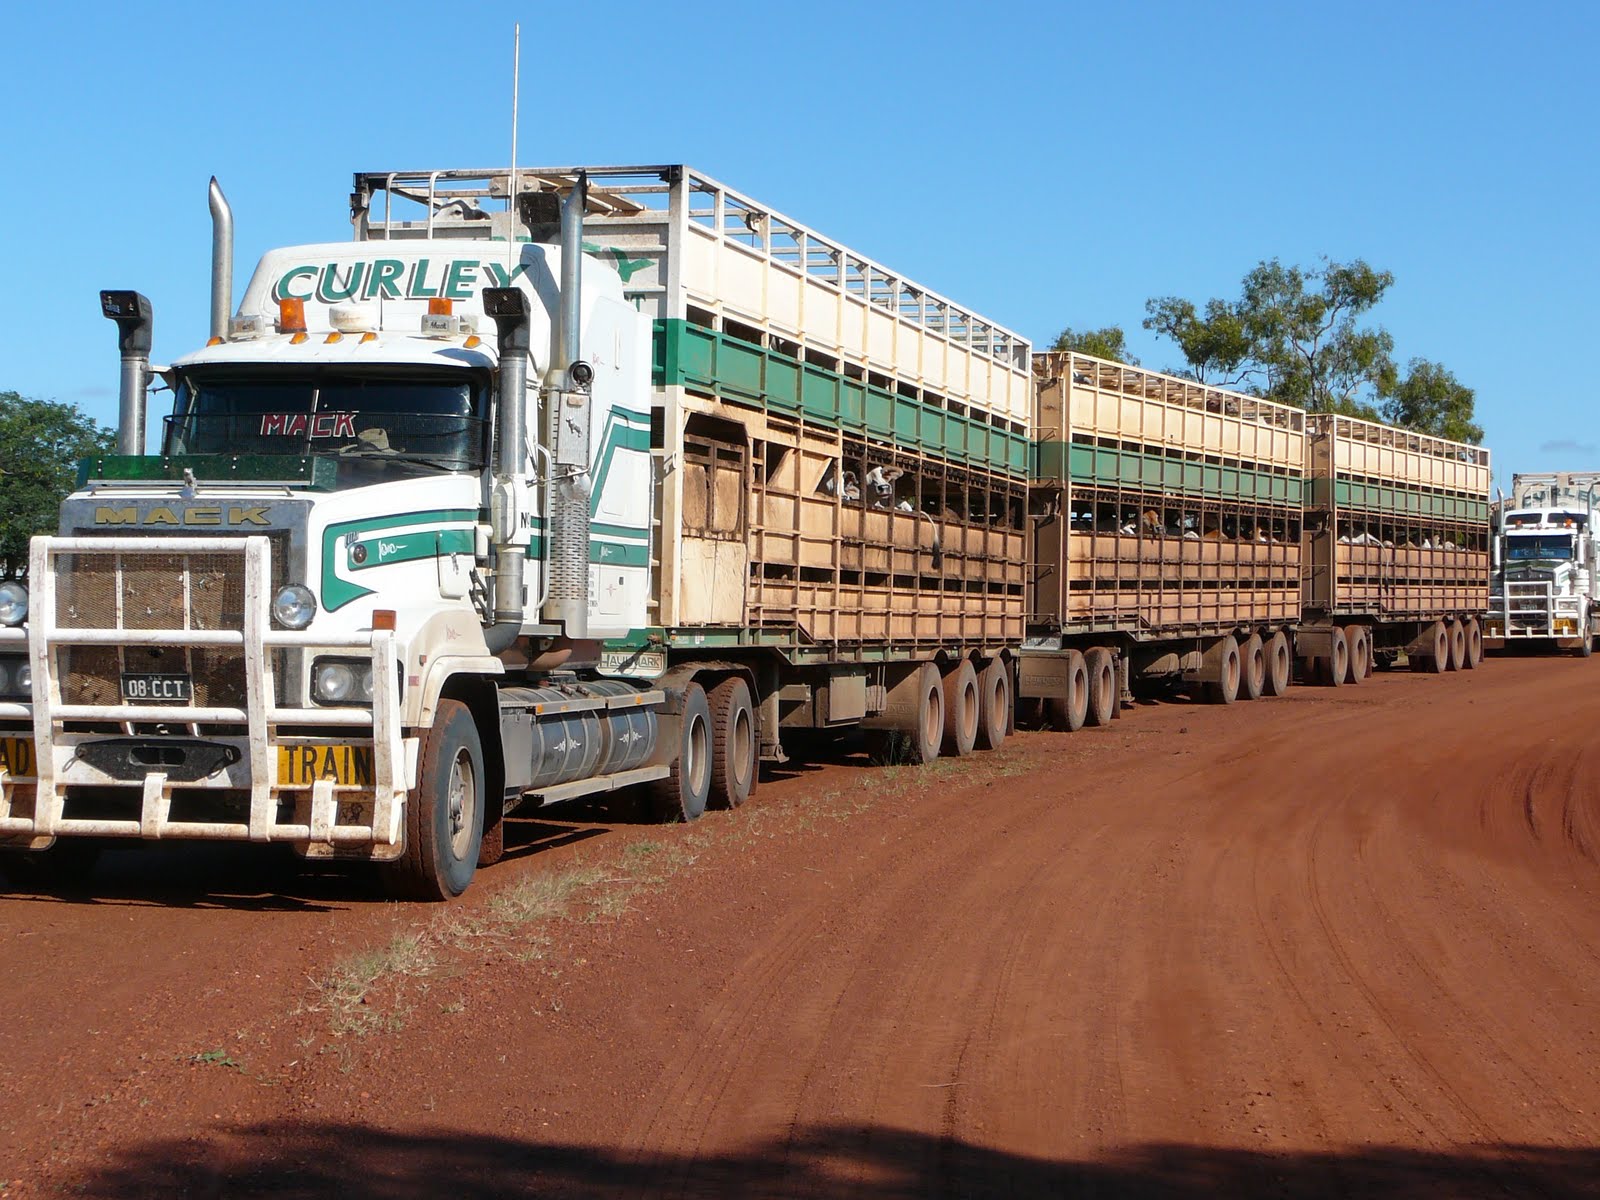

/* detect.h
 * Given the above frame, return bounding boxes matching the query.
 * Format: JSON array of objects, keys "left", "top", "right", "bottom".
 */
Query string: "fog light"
[
  {"left": 0, "top": 582, "right": 28, "bottom": 626},
  {"left": 315, "top": 662, "right": 357, "bottom": 703},
  {"left": 272, "top": 584, "right": 316, "bottom": 630}
]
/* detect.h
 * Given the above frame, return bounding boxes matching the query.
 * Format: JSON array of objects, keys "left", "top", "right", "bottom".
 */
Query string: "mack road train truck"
[
  {"left": 1485, "top": 471, "right": 1600, "bottom": 655},
  {"left": 0, "top": 166, "right": 1029, "bottom": 897}
]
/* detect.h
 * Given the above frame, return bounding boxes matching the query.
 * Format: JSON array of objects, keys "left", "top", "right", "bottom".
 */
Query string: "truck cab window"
[{"left": 164, "top": 368, "right": 487, "bottom": 481}]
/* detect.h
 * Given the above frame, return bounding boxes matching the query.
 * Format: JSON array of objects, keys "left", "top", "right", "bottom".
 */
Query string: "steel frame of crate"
[
  {"left": 1029, "top": 353, "right": 1306, "bottom": 639},
  {"left": 351, "top": 166, "right": 1033, "bottom": 656},
  {"left": 1303, "top": 414, "right": 1491, "bottom": 621}
]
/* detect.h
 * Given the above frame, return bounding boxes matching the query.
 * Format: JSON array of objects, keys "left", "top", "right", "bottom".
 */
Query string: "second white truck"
[{"left": 1486, "top": 471, "right": 1600, "bottom": 655}]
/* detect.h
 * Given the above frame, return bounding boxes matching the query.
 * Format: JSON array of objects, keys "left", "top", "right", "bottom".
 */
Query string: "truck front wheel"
[{"left": 385, "top": 699, "right": 484, "bottom": 901}]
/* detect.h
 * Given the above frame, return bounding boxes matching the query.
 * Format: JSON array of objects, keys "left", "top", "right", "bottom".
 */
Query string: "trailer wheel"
[
  {"left": 941, "top": 660, "right": 979, "bottom": 757},
  {"left": 865, "top": 662, "right": 944, "bottom": 765},
  {"left": 385, "top": 699, "right": 484, "bottom": 901},
  {"left": 1341, "top": 625, "right": 1369, "bottom": 684},
  {"left": 650, "top": 682, "right": 713, "bottom": 822},
  {"left": 1445, "top": 619, "right": 1467, "bottom": 671},
  {"left": 707, "top": 676, "right": 758, "bottom": 810},
  {"left": 1202, "top": 635, "right": 1241, "bottom": 705},
  {"left": 1463, "top": 617, "right": 1483, "bottom": 669},
  {"left": 1320, "top": 628, "right": 1349, "bottom": 688},
  {"left": 975, "top": 658, "right": 1011, "bottom": 751},
  {"left": 1084, "top": 647, "right": 1116, "bottom": 727},
  {"left": 1263, "top": 631, "right": 1292, "bottom": 697},
  {"left": 1411, "top": 622, "right": 1448, "bottom": 673},
  {"left": 1047, "top": 650, "right": 1089, "bottom": 732},
  {"left": 1576, "top": 625, "right": 1594, "bottom": 659},
  {"left": 1238, "top": 634, "right": 1266, "bottom": 701}
]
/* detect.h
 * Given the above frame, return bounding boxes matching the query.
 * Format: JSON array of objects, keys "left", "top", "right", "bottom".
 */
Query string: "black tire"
[
  {"left": 1446, "top": 619, "right": 1467, "bottom": 671},
  {"left": 1239, "top": 634, "right": 1265, "bottom": 701},
  {"left": 1324, "top": 627, "right": 1349, "bottom": 688},
  {"left": 1202, "top": 635, "right": 1240, "bottom": 705},
  {"left": 650, "top": 682, "right": 712, "bottom": 822},
  {"left": 1577, "top": 629, "right": 1594, "bottom": 659},
  {"left": 1463, "top": 617, "right": 1483, "bottom": 669},
  {"left": 1341, "top": 625, "right": 1368, "bottom": 685},
  {"left": 1411, "top": 622, "right": 1447, "bottom": 674},
  {"left": 1084, "top": 647, "right": 1116, "bottom": 727},
  {"left": 707, "top": 676, "right": 757, "bottom": 809},
  {"left": 1263, "top": 631, "right": 1292, "bottom": 697},
  {"left": 974, "top": 658, "right": 1011, "bottom": 751},
  {"left": 1046, "top": 649, "right": 1089, "bottom": 733},
  {"left": 942, "top": 660, "right": 979, "bottom": 757},
  {"left": 384, "top": 699, "right": 484, "bottom": 901}
]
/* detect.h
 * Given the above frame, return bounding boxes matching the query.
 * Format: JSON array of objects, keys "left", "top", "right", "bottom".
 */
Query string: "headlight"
[
  {"left": 15, "top": 662, "right": 30, "bottom": 692},
  {"left": 272, "top": 584, "right": 316, "bottom": 629},
  {"left": 0, "top": 582, "right": 28, "bottom": 627},
  {"left": 312, "top": 658, "right": 373, "bottom": 705},
  {"left": 0, "top": 659, "right": 25, "bottom": 699}
]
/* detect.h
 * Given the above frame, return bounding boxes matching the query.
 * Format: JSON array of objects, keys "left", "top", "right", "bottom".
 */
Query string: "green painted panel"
[{"left": 654, "top": 320, "right": 1023, "bottom": 477}]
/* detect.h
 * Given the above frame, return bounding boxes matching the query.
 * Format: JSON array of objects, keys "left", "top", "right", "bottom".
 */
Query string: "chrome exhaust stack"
[
  {"left": 99, "top": 290, "right": 153, "bottom": 456},
  {"left": 484, "top": 287, "right": 532, "bottom": 643},
  {"left": 543, "top": 173, "right": 595, "bottom": 641},
  {"left": 208, "top": 177, "right": 234, "bottom": 340}
]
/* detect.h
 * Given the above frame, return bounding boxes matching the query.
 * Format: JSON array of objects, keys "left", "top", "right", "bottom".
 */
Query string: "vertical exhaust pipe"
[
  {"left": 100, "top": 291, "right": 153, "bottom": 456},
  {"left": 545, "top": 174, "right": 594, "bottom": 641},
  {"left": 484, "top": 287, "right": 531, "bottom": 644},
  {"left": 208, "top": 178, "right": 234, "bottom": 340}
]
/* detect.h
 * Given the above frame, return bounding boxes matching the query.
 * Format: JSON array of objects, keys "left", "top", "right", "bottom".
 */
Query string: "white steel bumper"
[{"left": 0, "top": 535, "right": 411, "bottom": 857}]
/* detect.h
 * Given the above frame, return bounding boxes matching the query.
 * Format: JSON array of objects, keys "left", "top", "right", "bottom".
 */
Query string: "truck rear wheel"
[
  {"left": 1411, "top": 622, "right": 1448, "bottom": 673},
  {"left": 1341, "top": 625, "right": 1369, "bottom": 684},
  {"left": 650, "top": 682, "right": 712, "bottom": 822},
  {"left": 385, "top": 699, "right": 484, "bottom": 901},
  {"left": 1046, "top": 650, "right": 1089, "bottom": 732},
  {"left": 1202, "top": 635, "right": 1240, "bottom": 705},
  {"left": 942, "top": 660, "right": 979, "bottom": 757},
  {"left": 1084, "top": 647, "right": 1116, "bottom": 726},
  {"left": 1463, "top": 617, "right": 1483, "bottom": 669},
  {"left": 1263, "top": 631, "right": 1292, "bottom": 697},
  {"left": 707, "top": 676, "right": 757, "bottom": 810},
  {"left": 1238, "top": 634, "right": 1265, "bottom": 701},
  {"left": 975, "top": 658, "right": 1011, "bottom": 751},
  {"left": 1446, "top": 619, "right": 1467, "bottom": 671}
]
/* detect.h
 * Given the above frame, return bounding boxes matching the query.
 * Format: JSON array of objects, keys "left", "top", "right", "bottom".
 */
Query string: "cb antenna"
[{"left": 508, "top": 22, "right": 521, "bottom": 266}]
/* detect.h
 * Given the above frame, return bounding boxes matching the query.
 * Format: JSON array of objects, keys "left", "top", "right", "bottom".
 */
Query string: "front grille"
[
  {"left": 56, "top": 550, "right": 247, "bottom": 631},
  {"left": 52, "top": 538, "right": 292, "bottom": 710}
]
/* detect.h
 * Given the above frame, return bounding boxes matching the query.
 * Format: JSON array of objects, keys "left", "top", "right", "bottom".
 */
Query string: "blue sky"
[{"left": 2, "top": 1, "right": 1594, "bottom": 485}]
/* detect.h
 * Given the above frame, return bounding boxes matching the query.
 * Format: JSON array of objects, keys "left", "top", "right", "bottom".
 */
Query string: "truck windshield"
[
  {"left": 163, "top": 368, "right": 488, "bottom": 480},
  {"left": 1505, "top": 535, "right": 1574, "bottom": 561}
]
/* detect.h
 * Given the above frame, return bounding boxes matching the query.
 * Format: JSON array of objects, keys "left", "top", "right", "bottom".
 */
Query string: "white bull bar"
[{"left": 0, "top": 535, "right": 408, "bottom": 854}]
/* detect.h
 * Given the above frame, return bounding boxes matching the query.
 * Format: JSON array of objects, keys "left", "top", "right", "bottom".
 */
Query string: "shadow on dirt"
[
  {"left": 63, "top": 1121, "right": 1600, "bottom": 1198},
  {"left": 0, "top": 802, "right": 630, "bottom": 909}
]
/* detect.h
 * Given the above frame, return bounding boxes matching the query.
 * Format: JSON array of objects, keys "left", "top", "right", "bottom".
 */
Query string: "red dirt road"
[{"left": 3, "top": 656, "right": 1599, "bottom": 1197}]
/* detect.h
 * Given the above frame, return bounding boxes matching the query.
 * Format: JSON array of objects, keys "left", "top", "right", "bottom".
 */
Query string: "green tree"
[
  {"left": 1138, "top": 257, "right": 1481, "bottom": 443},
  {"left": 1140, "top": 296, "right": 1253, "bottom": 387},
  {"left": 1051, "top": 325, "right": 1139, "bottom": 365},
  {"left": 0, "top": 392, "right": 114, "bottom": 577},
  {"left": 1236, "top": 258, "right": 1396, "bottom": 415},
  {"left": 1383, "top": 359, "right": 1483, "bottom": 444}
]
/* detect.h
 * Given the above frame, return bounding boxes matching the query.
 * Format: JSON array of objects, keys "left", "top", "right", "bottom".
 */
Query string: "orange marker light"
[
  {"left": 428, "top": 298, "right": 454, "bottom": 316},
  {"left": 277, "top": 297, "right": 307, "bottom": 333},
  {"left": 325, "top": 332, "right": 343, "bottom": 344},
  {"left": 372, "top": 609, "right": 397, "bottom": 631},
  {"left": 360, "top": 331, "right": 378, "bottom": 344},
  {"left": 464, "top": 335, "right": 481, "bottom": 349},
  {"left": 206, "top": 335, "right": 224, "bottom": 346}
]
